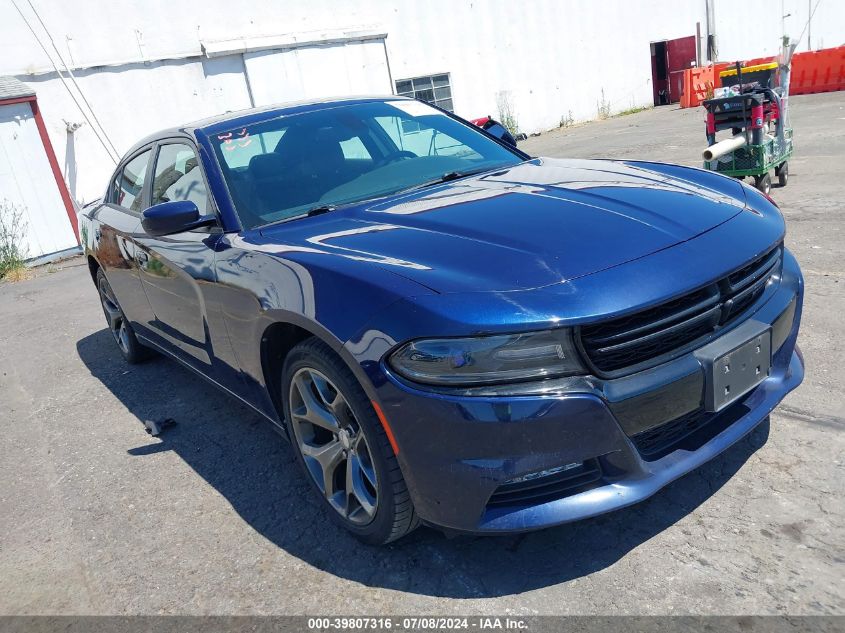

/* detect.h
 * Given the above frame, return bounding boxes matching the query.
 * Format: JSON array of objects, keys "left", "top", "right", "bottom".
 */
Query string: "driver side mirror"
[
  {"left": 142, "top": 200, "right": 216, "bottom": 237},
  {"left": 471, "top": 116, "right": 518, "bottom": 148},
  {"left": 482, "top": 120, "right": 518, "bottom": 148}
]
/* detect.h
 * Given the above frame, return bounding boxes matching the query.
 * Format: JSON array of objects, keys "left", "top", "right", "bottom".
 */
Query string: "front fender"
[{"left": 212, "top": 235, "right": 435, "bottom": 418}]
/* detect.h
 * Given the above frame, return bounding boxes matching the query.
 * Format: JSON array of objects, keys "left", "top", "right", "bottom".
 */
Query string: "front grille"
[
  {"left": 631, "top": 395, "right": 753, "bottom": 461},
  {"left": 579, "top": 246, "right": 782, "bottom": 374},
  {"left": 486, "top": 459, "right": 603, "bottom": 508}
]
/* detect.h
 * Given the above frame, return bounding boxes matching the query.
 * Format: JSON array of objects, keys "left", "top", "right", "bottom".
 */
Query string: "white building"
[{"left": 1, "top": 0, "right": 842, "bottom": 259}]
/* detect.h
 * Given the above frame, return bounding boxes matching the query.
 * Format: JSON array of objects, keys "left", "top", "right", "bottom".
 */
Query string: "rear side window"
[
  {"left": 151, "top": 143, "right": 209, "bottom": 212},
  {"left": 113, "top": 150, "right": 151, "bottom": 212}
]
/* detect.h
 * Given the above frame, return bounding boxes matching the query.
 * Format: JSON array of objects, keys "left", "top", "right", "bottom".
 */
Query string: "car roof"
[{"left": 124, "top": 95, "right": 412, "bottom": 157}]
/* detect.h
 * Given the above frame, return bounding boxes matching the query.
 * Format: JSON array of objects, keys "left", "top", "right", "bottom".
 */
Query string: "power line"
[
  {"left": 795, "top": 0, "right": 822, "bottom": 50},
  {"left": 10, "top": 0, "right": 120, "bottom": 164},
  {"left": 25, "top": 0, "right": 121, "bottom": 160}
]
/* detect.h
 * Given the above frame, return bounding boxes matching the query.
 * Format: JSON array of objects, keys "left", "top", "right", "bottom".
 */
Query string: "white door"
[
  {"left": 243, "top": 39, "right": 392, "bottom": 107},
  {"left": 0, "top": 102, "right": 76, "bottom": 259}
]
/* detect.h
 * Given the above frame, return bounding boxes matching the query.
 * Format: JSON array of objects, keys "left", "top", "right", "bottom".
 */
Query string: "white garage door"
[
  {"left": 0, "top": 102, "right": 76, "bottom": 259},
  {"left": 243, "top": 39, "right": 392, "bottom": 107}
]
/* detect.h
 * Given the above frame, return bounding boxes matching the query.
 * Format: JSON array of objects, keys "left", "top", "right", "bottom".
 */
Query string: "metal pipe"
[
  {"left": 703, "top": 134, "right": 747, "bottom": 161},
  {"left": 777, "top": 40, "right": 797, "bottom": 144}
]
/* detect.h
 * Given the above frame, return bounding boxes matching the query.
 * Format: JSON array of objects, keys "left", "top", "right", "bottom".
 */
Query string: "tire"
[
  {"left": 96, "top": 268, "right": 154, "bottom": 364},
  {"left": 282, "top": 337, "right": 419, "bottom": 545},
  {"left": 777, "top": 162, "right": 789, "bottom": 187},
  {"left": 754, "top": 173, "right": 772, "bottom": 195}
]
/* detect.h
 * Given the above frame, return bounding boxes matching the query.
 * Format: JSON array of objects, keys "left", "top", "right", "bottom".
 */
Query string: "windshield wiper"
[
  {"left": 255, "top": 204, "right": 341, "bottom": 230},
  {"left": 439, "top": 170, "right": 474, "bottom": 182},
  {"left": 400, "top": 167, "right": 504, "bottom": 193},
  {"left": 305, "top": 204, "right": 337, "bottom": 217},
  {"left": 258, "top": 165, "right": 509, "bottom": 230}
]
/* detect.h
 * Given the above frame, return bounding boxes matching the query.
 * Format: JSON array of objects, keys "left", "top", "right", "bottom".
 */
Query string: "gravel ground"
[{"left": 0, "top": 93, "right": 842, "bottom": 616}]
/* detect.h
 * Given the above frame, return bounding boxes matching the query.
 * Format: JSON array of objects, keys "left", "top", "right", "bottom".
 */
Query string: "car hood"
[{"left": 258, "top": 158, "right": 749, "bottom": 294}]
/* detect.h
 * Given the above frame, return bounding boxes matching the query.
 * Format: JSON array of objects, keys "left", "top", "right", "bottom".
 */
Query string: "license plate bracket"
[{"left": 694, "top": 320, "right": 772, "bottom": 413}]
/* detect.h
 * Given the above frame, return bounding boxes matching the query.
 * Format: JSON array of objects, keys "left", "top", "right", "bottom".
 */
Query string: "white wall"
[
  {"left": 20, "top": 57, "right": 253, "bottom": 201},
  {"left": 714, "top": 0, "right": 845, "bottom": 61},
  {"left": 243, "top": 39, "right": 393, "bottom": 105},
  {"left": 383, "top": 0, "right": 707, "bottom": 137},
  {"left": 2, "top": 0, "right": 843, "bottom": 205},
  {"left": 0, "top": 102, "right": 77, "bottom": 257}
]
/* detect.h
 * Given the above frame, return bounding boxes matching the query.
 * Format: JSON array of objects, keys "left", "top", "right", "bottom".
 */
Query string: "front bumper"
[{"left": 369, "top": 252, "right": 804, "bottom": 534}]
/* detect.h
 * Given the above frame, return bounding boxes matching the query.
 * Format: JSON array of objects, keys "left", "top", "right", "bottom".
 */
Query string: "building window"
[{"left": 395, "top": 73, "right": 453, "bottom": 112}]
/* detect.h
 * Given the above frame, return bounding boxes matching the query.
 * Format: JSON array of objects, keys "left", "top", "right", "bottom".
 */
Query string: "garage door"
[
  {"left": 243, "top": 39, "right": 392, "bottom": 107},
  {"left": 0, "top": 102, "right": 77, "bottom": 259}
]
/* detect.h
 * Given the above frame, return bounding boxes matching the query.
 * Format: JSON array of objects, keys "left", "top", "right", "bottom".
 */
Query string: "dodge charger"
[{"left": 79, "top": 96, "right": 804, "bottom": 544}]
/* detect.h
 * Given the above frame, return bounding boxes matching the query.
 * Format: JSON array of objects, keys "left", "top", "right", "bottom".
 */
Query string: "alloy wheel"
[
  {"left": 288, "top": 367, "right": 379, "bottom": 525},
  {"left": 98, "top": 278, "right": 130, "bottom": 355}
]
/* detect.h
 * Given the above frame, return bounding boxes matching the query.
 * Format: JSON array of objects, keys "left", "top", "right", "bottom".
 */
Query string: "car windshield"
[{"left": 209, "top": 100, "right": 523, "bottom": 230}]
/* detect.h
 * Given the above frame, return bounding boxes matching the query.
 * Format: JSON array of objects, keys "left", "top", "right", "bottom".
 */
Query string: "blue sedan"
[{"left": 79, "top": 96, "right": 803, "bottom": 544}]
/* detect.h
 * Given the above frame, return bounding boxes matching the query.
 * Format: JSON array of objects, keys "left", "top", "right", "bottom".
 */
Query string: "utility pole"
[
  {"left": 705, "top": 0, "right": 717, "bottom": 61},
  {"left": 781, "top": 0, "right": 791, "bottom": 42},
  {"left": 807, "top": 0, "right": 812, "bottom": 49},
  {"left": 696, "top": 22, "right": 702, "bottom": 66}
]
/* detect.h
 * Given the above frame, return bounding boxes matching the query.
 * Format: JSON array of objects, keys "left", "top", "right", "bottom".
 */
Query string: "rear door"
[{"left": 92, "top": 147, "right": 155, "bottom": 330}]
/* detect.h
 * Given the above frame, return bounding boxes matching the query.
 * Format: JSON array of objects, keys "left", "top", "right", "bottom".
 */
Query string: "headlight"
[{"left": 388, "top": 329, "right": 585, "bottom": 386}]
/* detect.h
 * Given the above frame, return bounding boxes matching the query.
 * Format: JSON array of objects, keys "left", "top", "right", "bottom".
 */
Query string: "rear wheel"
[
  {"left": 776, "top": 161, "right": 789, "bottom": 187},
  {"left": 96, "top": 268, "right": 153, "bottom": 364},
  {"left": 754, "top": 172, "right": 772, "bottom": 195},
  {"left": 282, "top": 338, "right": 419, "bottom": 544}
]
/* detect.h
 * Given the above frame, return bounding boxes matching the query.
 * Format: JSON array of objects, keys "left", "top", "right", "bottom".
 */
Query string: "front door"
[
  {"left": 133, "top": 140, "right": 251, "bottom": 398},
  {"left": 133, "top": 141, "right": 219, "bottom": 370}
]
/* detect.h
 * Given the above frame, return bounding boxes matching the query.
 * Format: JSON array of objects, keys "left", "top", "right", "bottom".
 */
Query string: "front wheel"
[
  {"left": 96, "top": 268, "right": 154, "bottom": 364},
  {"left": 282, "top": 338, "right": 419, "bottom": 544},
  {"left": 754, "top": 173, "right": 772, "bottom": 195}
]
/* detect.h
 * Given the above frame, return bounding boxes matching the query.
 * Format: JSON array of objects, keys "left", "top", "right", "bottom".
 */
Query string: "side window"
[
  {"left": 114, "top": 150, "right": 152, "bottom": 212},
  {"left": 151, "top": 143, "right": 209, "bottom": 212}
]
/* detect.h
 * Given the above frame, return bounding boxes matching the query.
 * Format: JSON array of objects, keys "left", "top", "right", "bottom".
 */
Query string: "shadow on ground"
[{"left": 77, "top": 327, "right": 770, "bottom": 599}]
